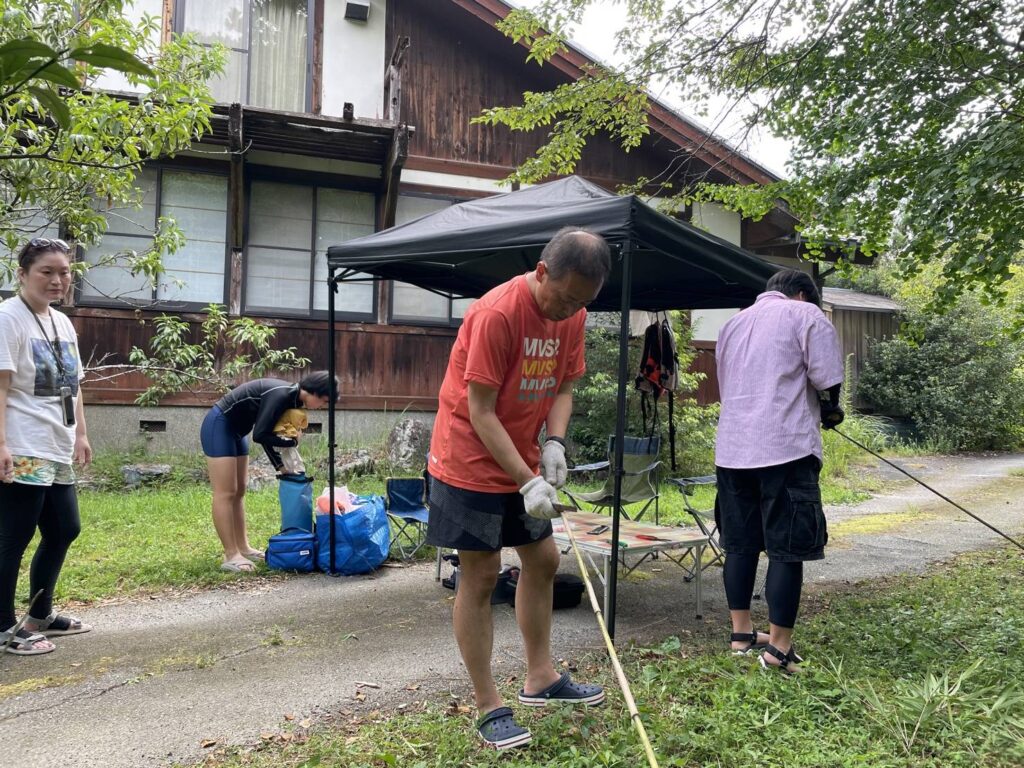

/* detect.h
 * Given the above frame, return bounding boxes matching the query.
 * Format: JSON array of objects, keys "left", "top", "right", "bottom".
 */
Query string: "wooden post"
[
  {"left": 383, "top": 36, "right": 409, "bottom": 122},
  {"left": 228, "top": 103, "right": 245, "bottom": 316}
]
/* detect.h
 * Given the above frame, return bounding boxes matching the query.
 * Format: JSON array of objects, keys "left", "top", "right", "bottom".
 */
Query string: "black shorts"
[
  {"left": 425, "top": 476, "right": 552, "bottom": 552},
  {"left": 714, "top": 455, "right": 827, "bottom": 563}
]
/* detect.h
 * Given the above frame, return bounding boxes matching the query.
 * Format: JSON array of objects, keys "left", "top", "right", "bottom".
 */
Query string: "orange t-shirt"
[{"left": 428, "top": 274, "right": 587, "bottom": 493}]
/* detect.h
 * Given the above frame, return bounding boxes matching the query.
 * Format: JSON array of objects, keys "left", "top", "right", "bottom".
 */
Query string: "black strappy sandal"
[
  {"left": 730, "top": 630, "right": 769, "bottom": 655},
  {"left": 759, "top": 643, "right": 802, "bottom": 675}
]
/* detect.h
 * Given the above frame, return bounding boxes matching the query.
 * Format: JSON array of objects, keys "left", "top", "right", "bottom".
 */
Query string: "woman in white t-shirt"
[{"left": 0, "top": 238, "right": 93, "bottom": 656}]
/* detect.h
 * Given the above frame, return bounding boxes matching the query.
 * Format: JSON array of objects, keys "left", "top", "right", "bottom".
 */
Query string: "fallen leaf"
[
  {"left": 354, "top": 691, "right": 366, "bottom": 701},
  {"left": 284, "top": 713, "right": 295, "bottom": 721},
  {"left": 200, "top": 739, "right": 217, "bottom": 749},
  {"left": 405, "top": 684, "right": 420, "bottom": 691},
  {"left": 355, "top": 681, "right": 380, "bottom": 689},
  {"left": 298, "top": 719, "right": 311, "bottom": 729}
]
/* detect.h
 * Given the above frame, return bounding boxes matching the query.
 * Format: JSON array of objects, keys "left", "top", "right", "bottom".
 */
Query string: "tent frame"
[{"left": 323, "top": 178, "right": 777, "bottom": 637}]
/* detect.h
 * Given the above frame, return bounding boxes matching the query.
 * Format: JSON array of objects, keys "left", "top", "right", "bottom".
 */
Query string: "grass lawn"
[
  {"left": 16, "top": 457, "right": 881, "bottom": 607},
  {"left": 188, "top": 547, "right": 1024, "bottom": 768}
]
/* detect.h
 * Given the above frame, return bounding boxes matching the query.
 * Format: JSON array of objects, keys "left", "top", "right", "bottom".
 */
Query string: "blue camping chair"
[{"left": 386, "top": 477, "right": 429, "bottom": 560}]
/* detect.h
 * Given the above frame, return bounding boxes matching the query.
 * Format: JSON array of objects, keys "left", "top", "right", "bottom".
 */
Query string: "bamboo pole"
[{"left": 559, "top": 512, "right": 661, "bottom": 768}]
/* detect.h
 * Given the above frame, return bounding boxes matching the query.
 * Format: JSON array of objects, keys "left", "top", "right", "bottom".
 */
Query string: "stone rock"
[
  {"left": 121, "top": 463, "right": 172, "bottom": 488},
  {"left": 385, "top": 418, "right": 432, "bottom": 472},
  {"left": 337, "top": 449, "right": 374, "bottom": 479},
  {"left": 246, "top": 455, "right": 279, "bottom": 491}
]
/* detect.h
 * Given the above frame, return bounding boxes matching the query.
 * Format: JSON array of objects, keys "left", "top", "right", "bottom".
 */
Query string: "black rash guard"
[{"left": 214, "top": 378, "right": 301, "bottom": 467}]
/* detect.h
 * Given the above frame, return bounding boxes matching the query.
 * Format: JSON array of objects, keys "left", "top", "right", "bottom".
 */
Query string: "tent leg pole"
[
  {"left": 328, "top": 268, "right": 338, "bottom": 575},
  {"left": 608, "top": 241, "right": 633, "bottom": 639}
]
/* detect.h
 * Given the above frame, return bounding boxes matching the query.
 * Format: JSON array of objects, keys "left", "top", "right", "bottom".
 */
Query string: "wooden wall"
[
  {"left": 72, "top": 307, "right": 456, "bottom": 410},
  {"left": 825, "top": 307, "right": 900, "bottom": 406},
  {"left": 389, "top": 0, "right": 727, "bottom": 190},
  {"left": 688, "top": 340, "right": 720, "bottom": 406}
]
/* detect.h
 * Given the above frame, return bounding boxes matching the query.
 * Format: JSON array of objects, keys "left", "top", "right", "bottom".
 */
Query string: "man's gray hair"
[{"left": 540, "top": 226, "right": 612, "bottom": 283}]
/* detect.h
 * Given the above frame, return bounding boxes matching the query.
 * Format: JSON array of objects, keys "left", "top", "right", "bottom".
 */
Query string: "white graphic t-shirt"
[{"left": 0, "top": 297, "right": 84, "bottom": 463}]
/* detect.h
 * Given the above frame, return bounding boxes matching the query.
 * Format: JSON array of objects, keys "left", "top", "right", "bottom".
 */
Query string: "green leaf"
[
  {"left": 29, "top": 60, "right": 81, "bottom": 89},
  {"left": 27, "top": 84, "right": 71, "bottom": 127},
  {"left": 0, "top": 38, "right": 60, "bottom": 73},
  {"left": 69, "top": 43, "right": 154, "bottom": 77}
]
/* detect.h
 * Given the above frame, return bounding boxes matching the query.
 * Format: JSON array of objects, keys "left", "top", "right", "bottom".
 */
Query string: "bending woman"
[
  {"left": 200, "top": 372, "right": 336, "bottom": 572},
  {"left": 0, "top": 238, "right": 93, "bottom": 656}
]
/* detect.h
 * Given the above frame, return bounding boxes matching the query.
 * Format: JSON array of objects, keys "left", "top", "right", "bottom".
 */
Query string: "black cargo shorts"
[{"left": 714, "top": 454, "right": 827, "bottom": 562}]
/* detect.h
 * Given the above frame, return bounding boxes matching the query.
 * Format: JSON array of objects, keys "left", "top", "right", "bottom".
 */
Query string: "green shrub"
[{"left": 857, "top": 296, "right": 1024, "bottom": 450}]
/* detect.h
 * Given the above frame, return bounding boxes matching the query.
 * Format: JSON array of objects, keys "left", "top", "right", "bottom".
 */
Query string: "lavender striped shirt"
[{"left": 715, "top": 291, "right": 844, "bottom": 469}]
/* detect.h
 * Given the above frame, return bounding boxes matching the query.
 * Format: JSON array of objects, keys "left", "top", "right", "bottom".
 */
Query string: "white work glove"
[
  {"left": 519, "top": 475, "right": 560, "bottom": 520},
  {"left": 540, "top": 438, "right": 567, "bottom": 488}
]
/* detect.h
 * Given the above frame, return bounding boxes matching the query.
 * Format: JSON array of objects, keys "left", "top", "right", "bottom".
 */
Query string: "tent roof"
[{"left": 327, "top": 176, "right": 779, "bottom": 311}]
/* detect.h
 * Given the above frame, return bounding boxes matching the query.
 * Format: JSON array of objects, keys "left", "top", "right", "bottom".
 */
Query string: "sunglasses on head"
[{"left": 28, "top": 237, "right": 70, "bottom": 252}]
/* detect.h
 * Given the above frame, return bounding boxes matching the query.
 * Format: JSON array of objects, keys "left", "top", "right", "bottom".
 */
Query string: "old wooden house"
[{"left": 3, "top": 0, "right": 818, "bottom": 451}]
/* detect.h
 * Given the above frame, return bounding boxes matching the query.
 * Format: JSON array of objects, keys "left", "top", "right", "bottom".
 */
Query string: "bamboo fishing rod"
[{"left": 558, "top": 509, "right": 661, "bottom": 768}]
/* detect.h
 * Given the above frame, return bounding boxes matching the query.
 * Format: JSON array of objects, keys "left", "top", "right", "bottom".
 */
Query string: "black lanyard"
[{"left": 19, "top": 296, "right": 67, "bottom": 380}]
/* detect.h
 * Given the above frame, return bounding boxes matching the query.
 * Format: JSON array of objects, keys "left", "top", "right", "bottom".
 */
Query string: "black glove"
[{"left": 820, "top": 401, "right": 845, "bottom": 429}]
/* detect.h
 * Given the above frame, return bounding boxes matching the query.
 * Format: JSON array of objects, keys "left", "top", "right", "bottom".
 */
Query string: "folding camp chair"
[
  {"left": 385, "top": 477, "right": 429, "bottom": 560},
  {"left": 564, "top": 435, "right": 662, "bottom": 524},
  {"left": 667, "top": 475, "right": 725, "bottom": 581}
]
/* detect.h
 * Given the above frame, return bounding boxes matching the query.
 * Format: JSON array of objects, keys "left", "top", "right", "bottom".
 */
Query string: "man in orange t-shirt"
[{"left": 427, "top": 227, "right": 611, "bottom": 750}]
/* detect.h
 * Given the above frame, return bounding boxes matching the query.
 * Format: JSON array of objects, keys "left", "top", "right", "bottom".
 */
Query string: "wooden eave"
[
  {"left": 205, "top": 103, "right": 412, "bottom": 169},
  {"left": 751, "top": 235, "right": 875, "bottom": 265},
  {"left": 446, "top": 0, "right": 780, "bottom": 187}
]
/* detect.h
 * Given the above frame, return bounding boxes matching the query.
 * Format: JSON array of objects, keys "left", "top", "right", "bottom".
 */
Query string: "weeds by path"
[{"left": 192, "top": 548, "right": 1024, "bottom": 768}]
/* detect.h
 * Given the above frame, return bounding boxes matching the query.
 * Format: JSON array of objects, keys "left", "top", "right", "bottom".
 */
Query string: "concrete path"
[{"left": 3, "top": 453, "right": 1023, "bottom": 767}]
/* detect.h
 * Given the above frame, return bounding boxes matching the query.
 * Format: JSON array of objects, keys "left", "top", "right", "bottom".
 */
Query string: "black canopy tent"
[{"left": 326, "top": 176, "right": 779, "bottom": 636}]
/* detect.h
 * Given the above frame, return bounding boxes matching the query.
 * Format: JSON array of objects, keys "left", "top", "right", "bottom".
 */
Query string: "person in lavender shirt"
[{"left": 714, "top": 269, "right": 845, "bottom": 675}]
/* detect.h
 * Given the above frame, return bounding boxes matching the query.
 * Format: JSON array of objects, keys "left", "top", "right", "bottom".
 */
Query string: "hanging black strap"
[
  {"left": 19, "top": 296, "right": 67, "bottom": 382},
  {"left": 668, "top": 390, "right": 677, "bottom": 471}
]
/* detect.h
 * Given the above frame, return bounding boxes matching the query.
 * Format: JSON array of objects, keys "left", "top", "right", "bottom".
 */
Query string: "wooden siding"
[
  {"left": 689, "top": 340, "right": 720, "bottom": 406},
  {"left": 388, "top": 0, "right": 733, "bottom": 189},
  {"left": 825, "top": 307, "right": 901, "bottom": 406},
  {"left": 71, "top": 307, "right": 456, "bottom": 410}
]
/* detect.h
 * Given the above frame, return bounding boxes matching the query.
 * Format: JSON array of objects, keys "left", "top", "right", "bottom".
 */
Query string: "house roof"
[
  {"left": 447, "top": 0, "right": 781, "bottom": 187},
  {"left": 823, "top": 287, "right": 902, "bottom": 312}
]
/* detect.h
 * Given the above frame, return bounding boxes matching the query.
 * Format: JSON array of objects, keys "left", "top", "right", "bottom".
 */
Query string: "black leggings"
[
  {"left": 723, "top": 553, "right": 803, "bottom": 629},
  {"left": 0, "top": 481, "right": 81, "bottom": 629}
]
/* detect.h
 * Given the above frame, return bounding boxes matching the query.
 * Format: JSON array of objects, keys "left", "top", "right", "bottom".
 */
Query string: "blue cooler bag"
[
  {"left": 266, "top": 528, "right": 316, "bottom": 572},
  {"left": 278, "top": 473, "right": 313, "bottom": 532},
  {"left": 316, "top": 494, "right": 390, "bottom": 575}
]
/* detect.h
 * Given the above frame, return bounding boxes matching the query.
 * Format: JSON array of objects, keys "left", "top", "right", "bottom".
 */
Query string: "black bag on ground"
[
  {"left": 507, "top": 569, "right": 585, "bottom": 610},
  {"left": 440, "top": 555, "right": 516, "bottom": 605}
]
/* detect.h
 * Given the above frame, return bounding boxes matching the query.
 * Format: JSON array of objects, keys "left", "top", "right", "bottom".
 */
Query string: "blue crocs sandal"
[
  {"left": 477, "top": 706, "right": 532, "bottom": 750},
  {"left": 518, "top": 671, "right": 606, "bottom": 707}
]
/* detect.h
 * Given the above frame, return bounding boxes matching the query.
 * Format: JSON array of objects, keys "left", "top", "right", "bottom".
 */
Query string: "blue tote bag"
[{"left": 316, "top": 495, "right": 390, "bottom": 575}]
